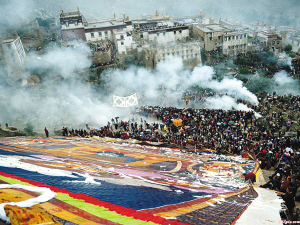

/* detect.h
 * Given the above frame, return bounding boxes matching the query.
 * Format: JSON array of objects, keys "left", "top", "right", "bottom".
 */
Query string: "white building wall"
[
  {"left": 61, "top": 22, "right": 84, "bottom": 29},
  {"left": 114, "top": 31, "right": 133, "bottom": 54},
  {"left": 154, "top": 42, "right": 201, "bottom": 64},
  {"left": 222, "top": 33, "right": 248, "bottom": 55},
  {"left": 85, "top": 30, "right": 113, "bottom": 42},
  {"left": 126, "top": 24, "right": 133, "bottom": 32},
  {"left": 148, "top": 28, "right": 189, "bottom": 45},
  {"left": 286, "top": 37, "right": 300, "bottom": 53},
  {"left": 1, "top": 36, "right": 26, "bottom": 68}
]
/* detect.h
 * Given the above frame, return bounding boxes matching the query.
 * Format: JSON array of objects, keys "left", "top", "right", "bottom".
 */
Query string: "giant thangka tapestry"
[{"left": 0, "top": 137, "right": 259, "bottom": 225}]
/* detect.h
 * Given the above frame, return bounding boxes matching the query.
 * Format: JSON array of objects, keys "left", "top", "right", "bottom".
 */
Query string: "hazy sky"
[{"left": 0, "top": 0, "right": 299, "bottom": 28}]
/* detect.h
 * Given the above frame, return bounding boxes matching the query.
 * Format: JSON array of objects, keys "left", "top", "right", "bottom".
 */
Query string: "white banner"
[{"left": 113, "top": 93, "right": 138, "bottom": 107}]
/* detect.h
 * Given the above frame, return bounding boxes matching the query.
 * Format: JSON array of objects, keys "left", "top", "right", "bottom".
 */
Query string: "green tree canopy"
[
  {"left": 245, "top": 76, "right": 275, "bottom": 93},
  {"left": 284, "top": 44, "right": 293, "bottom": 52}
]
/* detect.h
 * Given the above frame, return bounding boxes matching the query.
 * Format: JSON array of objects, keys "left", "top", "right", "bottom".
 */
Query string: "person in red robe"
[{"left": 244, "top": 172, "right": 256, "bottom": 183}]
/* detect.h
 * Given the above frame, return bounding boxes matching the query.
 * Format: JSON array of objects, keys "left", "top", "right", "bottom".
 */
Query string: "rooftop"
[
  {"left": 85, "top": 20, "right": 124, "bottom": 29},
  {"left": 1, "top": 37, "right": 19, "bottom": 44},
  {"left": 60, "top": 10, "right": 81, "bottom": 18},
  {"left": 197, "top": 24, "right": 228, "bottom": 32}
]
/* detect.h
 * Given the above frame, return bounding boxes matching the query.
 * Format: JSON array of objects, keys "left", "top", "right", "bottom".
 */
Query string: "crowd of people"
[
  {"left": 53, "top": 92, "right": 300, "bottom": 220},
  {"left": 292, "top": 56, "right": 300, "bottom": 77},
  {"left": 90, "top": 42, "right": 117, "bottom": 68}
]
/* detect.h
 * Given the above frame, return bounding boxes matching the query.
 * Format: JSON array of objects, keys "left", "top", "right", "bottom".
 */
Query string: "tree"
[
  {"left": 239, "top": 67, "right": 250, "bottom": 74},
  {"left": 201, "top": 49, "right": 207, "bottom": 64},
  {"left": 245, "top": 76, "right": 275, "bottom": 93},
  {"left": 125, "top": 55, "right": 138, "bottom": 65},
  {"left": 24, "top": 122, "right": 34, "bottom": 135},
  {"left": 35, "top": 18, "right": 52, "bottom": 29},
  {"left": 284, "top": 44, "right": 293, "bottom": 52}
]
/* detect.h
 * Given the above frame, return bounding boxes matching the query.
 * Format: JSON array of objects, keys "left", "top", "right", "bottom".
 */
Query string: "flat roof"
[
  {"left": 85, "top": 20, "right": 124, "bottom": 29},
  {"left": 60, "top": 11, "right": 81, "bottom": 18},
  {"left": 224, "top": 31, "right": 247, "bottom": 35},
  {"left": 197, "top": 24, "right": 228, "bottom": 32},
  {"left": 1, "top": 37, "right": 18, "bottom": 44}
]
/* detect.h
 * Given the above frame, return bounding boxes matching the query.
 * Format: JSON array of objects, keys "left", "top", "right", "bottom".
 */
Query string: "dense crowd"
[
  {"left": 90, "top": 42, "right": 117, "bottom": 68},
  {"left": 293, "top": 56, "right": 300, "bottom": 77},
  {"left": 55, "top": 92, "right": 300, "bottom": 220}
]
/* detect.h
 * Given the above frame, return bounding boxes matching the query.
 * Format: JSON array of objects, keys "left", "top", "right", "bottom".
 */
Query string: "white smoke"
[
  {"left": 0, "top": 42, "right": 130, "bottom": 132},
  {"left": 204, "top": 95, "right": 261, "bottom": 118},
  {"left": 25, "top": 44, "right": 91, "bottom": 79},
  {"left": 272, "top": 71, "right": 300, "bottom": 95},
  {"left": 107, "top": 57, "right": 258, "bottom": 105},
  {"left": 0, "top": 48, "right": 260, "bottom": 133}
]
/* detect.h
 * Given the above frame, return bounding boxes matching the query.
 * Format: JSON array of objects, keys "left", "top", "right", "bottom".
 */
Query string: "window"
[
  {"left": 91, "top": 33, "right": 94, "bottom": 38},
  {"left": 209, "top": 37, "right": 212, "bottom": 40},
  {"left": 163, "top": 32, "right": 166, "bottom": 35},
  {"left": 215, "top": 42, "right": 217, "bottom": 45},
  {"left": 218, "top": 36, "right": 221, "bottom": 40},
  {"left": 186, "top": 50, "right": 188, "bottom": 53},
  {"left": 225, "top": 37, "right": 227, "bottom": 41},
  {"left": 228, "top": 37, "right": 231, "bottom": 40},
  {"left": 179, "top": 30, "right": 182, "bottom": 33},
  {"left": 121, "top": 35, "right": 124, "bottom": 39},
  {"left": 98, "top": 32, "right": 102, "bottom": 36},
  {"left": 186, "top": 55, "right": 189, "bottom": 58},
  {"left": 140, "top": 34, "right": 143, "bottom": 38},
  {"left": 162, "top": 53, "right": 165, "bottom": 57},
  {"left": 17, "top": 47, "right": 22, "bottom": 55},
  {"left": 174, "top": 31, "right": 176, "bottom": 34},
  {"left": 277, "top": 41, "right": 279, "bottom": 44},
  {"left": 7, "top": 44, "right": 11, "bottom": 50},
  {"left": 10, "top": 52, "right": 14, "bottom": 58},
  {"left": 121, "top": 42, "right": 124, "bottom": 45},
  {"left": 240, "top": 35, "right": 242, "bottom": 39},
  {"left": 16, "top": 41, "right": 21, "bottom": 49},
  {"left": 191, "top": 54, "right": 193, "bottom": 58},
  {"left": 172, "top": 52, "right": 175, "bottom": 56},
  {"left": 105, "top": 31, "right": 108, "bottom": 36},
  {"left": 157, "top": 33, "right": 159, "bottom": 36}
]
